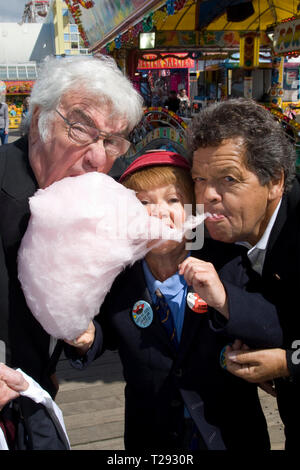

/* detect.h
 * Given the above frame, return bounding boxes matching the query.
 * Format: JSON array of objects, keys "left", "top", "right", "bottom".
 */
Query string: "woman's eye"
[
  {"left": 169, "top": 198, "right": 180, "bottom": 203},
  {"left": 140, "top": 200, "right": 150, "bottom": 205}
]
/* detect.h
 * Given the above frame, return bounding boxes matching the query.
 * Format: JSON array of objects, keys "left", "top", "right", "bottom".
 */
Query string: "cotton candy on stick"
[{"left": 18, "top": 172, "right": 208, "bottom": 340}]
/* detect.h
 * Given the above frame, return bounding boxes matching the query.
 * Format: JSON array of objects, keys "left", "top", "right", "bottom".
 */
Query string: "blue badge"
[
  {"left": 132, "top": 300, "right": 153, "bottom": 328},
  {"left": 219, "top": 343, "right": 232, "bottom": 370}
]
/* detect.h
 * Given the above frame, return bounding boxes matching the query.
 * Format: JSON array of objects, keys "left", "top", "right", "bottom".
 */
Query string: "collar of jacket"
[
  {"left": 0, "top": 135, "right": 38, "bottom": 200},
  {"left": 263, "top": 175, "right": 300, "bottom": 276}
]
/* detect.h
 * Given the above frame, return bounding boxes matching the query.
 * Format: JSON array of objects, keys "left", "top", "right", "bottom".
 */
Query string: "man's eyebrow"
[
  {"left": 69, "top": 108, "right": 96, "bottom": 128},
  {"left": 216, "top": 166, "right": 244, "bottom": 181},
  {"left": 192, "top": 166, "right": 243, "bottom": 178}
]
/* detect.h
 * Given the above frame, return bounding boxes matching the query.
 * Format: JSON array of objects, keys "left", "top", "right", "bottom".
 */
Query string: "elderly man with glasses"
[{"left": 0, "top": 54, "right": 143, "bottom": 448}]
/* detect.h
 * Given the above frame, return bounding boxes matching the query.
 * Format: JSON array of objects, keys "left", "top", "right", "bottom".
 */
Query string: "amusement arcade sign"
[
  {"left": 138, "top": 53, "right": 195, "bottom": 69},
  {"left": 273, "top": 17, "right": 300, "bottom": 56}
]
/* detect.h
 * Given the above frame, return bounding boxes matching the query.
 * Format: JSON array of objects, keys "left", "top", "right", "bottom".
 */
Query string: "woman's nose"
[{"left": 150, "top": 203, "right": 169, "bottom": 219}]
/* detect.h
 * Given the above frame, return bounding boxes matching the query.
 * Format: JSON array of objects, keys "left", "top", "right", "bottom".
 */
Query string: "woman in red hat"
[{"left": 79, "top": 150, "right": 271, "bottom": 451}]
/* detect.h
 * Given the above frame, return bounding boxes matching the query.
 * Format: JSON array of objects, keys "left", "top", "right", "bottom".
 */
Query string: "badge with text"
[
  {"left": 186, "top": 292, "right": 208, "bottom": 313},
  {"left": 132, "top": 300, "right": 153, "bottom": 328}
]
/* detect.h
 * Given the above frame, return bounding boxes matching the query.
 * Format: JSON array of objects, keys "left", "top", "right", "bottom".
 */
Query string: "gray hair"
[
  {"left": 188, "top": 98, "right": 296, "bottom": 192},
  {"left": 23, "top": 55, "right": 143, "bottom": 140}
]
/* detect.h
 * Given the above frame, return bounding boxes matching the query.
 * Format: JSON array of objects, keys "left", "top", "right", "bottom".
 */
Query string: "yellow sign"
[{"left": 239, "top": 33, "right": 260, "bottom": 69}]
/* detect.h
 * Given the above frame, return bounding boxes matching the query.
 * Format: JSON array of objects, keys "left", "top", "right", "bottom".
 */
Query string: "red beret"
[{"left": 119, "top": 150, "right": 190, "bottom": 183}]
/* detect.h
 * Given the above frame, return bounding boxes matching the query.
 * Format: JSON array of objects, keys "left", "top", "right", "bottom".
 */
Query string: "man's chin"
[{"left": 208, "top": 229, "right": 235, "bottom": 244}]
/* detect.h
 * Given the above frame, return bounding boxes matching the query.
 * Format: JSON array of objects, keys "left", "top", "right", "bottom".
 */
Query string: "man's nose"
[
  {"left": 199, "top": 183, "right": 222, "bottom": 204},
  {"left": 82, "top": 141, "right": 115, "bottom": 174}
]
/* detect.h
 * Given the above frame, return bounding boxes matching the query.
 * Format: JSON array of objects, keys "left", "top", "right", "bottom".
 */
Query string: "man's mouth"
[{"left": 206, "top": 213, "right": 226, "bottom": 222}]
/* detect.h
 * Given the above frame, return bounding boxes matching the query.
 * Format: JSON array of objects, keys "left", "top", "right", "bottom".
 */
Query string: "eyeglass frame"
[{"left": 55, "top": 108, "right": 131, "bottom": 157}]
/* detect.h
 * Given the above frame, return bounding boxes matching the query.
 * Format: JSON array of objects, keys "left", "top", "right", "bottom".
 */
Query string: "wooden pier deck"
[
  {"left": 56, "top": 350, "right": 285, "bottom": 451},
  {"left": 56, "top": 351, "right": 125, "bottom": 450}
]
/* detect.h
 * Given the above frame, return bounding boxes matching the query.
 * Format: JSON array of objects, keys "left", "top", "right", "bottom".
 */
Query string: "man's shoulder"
[
  {"left": 0, "top": 136, "right": 28, "bottom": 160},
  {"left": 0, "top": 136, "right": 37, "bottom": 198},
  {"left": 277, "top": 176, "right": 300, "bottom": 228}
]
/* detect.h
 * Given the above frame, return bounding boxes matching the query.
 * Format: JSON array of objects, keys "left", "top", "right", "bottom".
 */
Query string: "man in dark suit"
[
  {"left": 180, "top": 98, "right": 299, "bottom": 450},
  {"left": 164, "top": 90, "right": 181, "bottom": 114},
  {"left": 0, "top": 53, "right": 143, "bottom": 426}
]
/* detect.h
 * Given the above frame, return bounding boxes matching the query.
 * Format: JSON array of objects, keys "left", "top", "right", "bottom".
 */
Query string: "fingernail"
[{"left": 227, "top": 352, "right": 237, "bottom": 361}]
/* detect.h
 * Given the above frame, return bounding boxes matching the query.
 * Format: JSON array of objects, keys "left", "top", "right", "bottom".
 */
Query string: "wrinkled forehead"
[
  {"left": 59, "top": 90, "right": 129, "bottom": 132},
  {"left": 60, "top": 89, "right": 127, "bottom": 128},
  {"left": 193, "top": 138, "right": 246, "bottom": 163}
]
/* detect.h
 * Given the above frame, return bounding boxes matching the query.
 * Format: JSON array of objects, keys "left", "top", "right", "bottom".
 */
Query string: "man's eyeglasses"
[{"left": 56, "top": 109, "right": 131, "bottom": 157}]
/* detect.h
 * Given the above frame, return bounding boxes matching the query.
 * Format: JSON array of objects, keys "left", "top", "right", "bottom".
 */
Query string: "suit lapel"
[{"left": 263, "top": 177, "right": 300, "bottom": 277}]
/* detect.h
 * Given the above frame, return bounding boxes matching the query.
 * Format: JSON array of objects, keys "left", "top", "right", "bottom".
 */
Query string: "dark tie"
[{"left": 155, "top": 288, "right": 179, "bottom": 349}]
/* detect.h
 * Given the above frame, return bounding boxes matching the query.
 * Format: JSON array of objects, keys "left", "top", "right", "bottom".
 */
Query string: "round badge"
[
  {"left": 132, "top": 300, "right": 153, "bottom": 328},
  {"left": 187, "top": 292, "right": 208, "bottom": 313},
  {"left": 219, "top": 344, "right": 232, "bottom": 370}
]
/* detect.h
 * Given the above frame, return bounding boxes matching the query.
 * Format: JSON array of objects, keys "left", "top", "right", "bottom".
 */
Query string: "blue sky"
[{"left": 0, "top": 0, "right": 27, "bottom": 22}]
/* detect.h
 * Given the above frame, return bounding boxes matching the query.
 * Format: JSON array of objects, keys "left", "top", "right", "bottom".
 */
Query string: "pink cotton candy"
[{"left": 18, "top": 172, "right": 195, "bottom": 340}]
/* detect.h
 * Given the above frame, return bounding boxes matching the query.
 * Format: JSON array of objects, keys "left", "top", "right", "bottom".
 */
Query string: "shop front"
[
  {"left": 136, "top": 52, "right": 194, "bottom": 109},
  {"left": 4, "top": 80, "right": 34, "bottom": 129}
]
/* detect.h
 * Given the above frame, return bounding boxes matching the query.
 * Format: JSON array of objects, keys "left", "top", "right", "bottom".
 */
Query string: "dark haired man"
[
  {"left": 164, "top": 90, "right": 180, "bottom": 114},
  {"left": 179, "top": 98, "right": 300, "bottom": 450}
]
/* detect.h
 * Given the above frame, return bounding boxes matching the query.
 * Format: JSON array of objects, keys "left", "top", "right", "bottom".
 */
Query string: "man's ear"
[
  {"left": 29, "top": 107, "right": 40, "bottom": 145},
  {"left": 268, "top": 169, "right": 284, "bottom": 201}
]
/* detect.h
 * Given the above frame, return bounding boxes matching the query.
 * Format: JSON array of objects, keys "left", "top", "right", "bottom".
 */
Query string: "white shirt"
[{"left": 237, "top": 199, "right": 282, "bottom": 275}]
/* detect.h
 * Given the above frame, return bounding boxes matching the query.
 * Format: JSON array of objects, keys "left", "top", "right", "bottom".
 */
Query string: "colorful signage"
[
  {"left": 142, "top": 30, "right": 240, "bottom": 49},
  {"left": 79, "top": 0, "right": 145, "bottom": 47},
  {"left": 274, "top": 17, "right": 300, "bottom": 56},
  {"left": 138, "top": 53, "right": 194, "bottom": 69},
  {"left": 5, "top": 81, "right": 34, "bottom": 94},
  {"left": 156, "top": 31, "right": 197, "bottom": 47},
  {"left": 200, "top": 30, "right": 240, "bottom": 48},
  {"left": 239, "top": 33, "right": 260, "bottom": 69}
]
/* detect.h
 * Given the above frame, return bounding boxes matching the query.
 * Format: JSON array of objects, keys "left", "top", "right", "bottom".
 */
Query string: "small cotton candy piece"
[{"left": 18, "top": 172, "right": 207, "bottom": 340}]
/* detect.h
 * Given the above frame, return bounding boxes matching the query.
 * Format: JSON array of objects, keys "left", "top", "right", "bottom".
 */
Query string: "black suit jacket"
[
  {"left": 95, "top": 252, "right": 271, "bottom": 451},
  {"left": 0, "top": 137, "right": 58, "bottom": 397},
  {"left": 203, "top": 176, "right": 300, "bottom": 448}
]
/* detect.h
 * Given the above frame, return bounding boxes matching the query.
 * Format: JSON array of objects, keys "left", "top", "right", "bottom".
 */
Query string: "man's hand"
[
  {"left": 178, "top": 257, "right": 229, "bottom": 318},
  {"left": 0, "top": 363, "right": 29, "bottom": 410},
  {"left": 225, "top": 341, "right": 289, "bottom": 382},
  {"left": 64, "top": 321, "right": 96, "bottom": 355}
]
